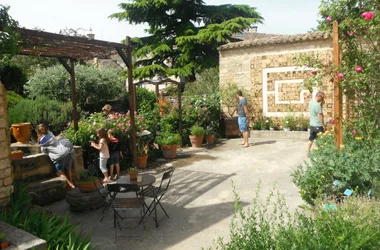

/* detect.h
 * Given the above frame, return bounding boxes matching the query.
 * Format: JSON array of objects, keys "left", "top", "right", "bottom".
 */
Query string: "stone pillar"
[{"left": 0, "top": 82, "right": 13, "bottom": 207}]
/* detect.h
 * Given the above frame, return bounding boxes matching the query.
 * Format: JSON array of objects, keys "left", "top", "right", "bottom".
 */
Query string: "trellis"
[{"left": 7, "top": 28, "right": 138, "bottom": 165}]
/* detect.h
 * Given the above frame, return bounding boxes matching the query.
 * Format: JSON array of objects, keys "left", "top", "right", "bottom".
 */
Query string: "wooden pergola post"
[
  {"left": 333, "top": 21, "right": 343, "bottom": 148},
  {"left": 116, "top": 37, "right": 137, "bottom": 167},
  {"left": 58, "top": 58, "right": 79, "bottom": 132},
  {"left": 155, "top": 83, "right": 160, "bottom": 101},
  {"left": 178, "top": 82, "right": 183, "bottom": 147}
]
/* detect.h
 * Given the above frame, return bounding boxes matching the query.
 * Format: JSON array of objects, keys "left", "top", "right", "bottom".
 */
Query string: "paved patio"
[{"left": 47, "top": 137, "right": 308, "bottom": 250}]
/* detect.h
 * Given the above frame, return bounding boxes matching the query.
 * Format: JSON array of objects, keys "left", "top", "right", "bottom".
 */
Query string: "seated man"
[{"left": 38, "top": 124, "right": 75, "bottom": 189}]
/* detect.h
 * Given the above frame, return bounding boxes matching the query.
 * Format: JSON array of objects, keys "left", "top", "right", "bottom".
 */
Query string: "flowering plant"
[{"left": 155, "top": 132, "right": 180, "bottom": 145}]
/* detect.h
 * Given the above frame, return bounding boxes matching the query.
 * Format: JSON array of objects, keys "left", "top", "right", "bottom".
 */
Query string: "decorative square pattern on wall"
[{"left": 249, "top": 50, "right": 333, "bottom": 119}]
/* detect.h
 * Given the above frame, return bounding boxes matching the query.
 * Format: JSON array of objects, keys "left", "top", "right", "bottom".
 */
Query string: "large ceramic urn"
[{"left": 11, "top": 123, "right": 32, "bottom": 144}]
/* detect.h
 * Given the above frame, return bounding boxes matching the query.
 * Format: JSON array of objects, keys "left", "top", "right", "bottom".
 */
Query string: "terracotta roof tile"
[{"left": 220, "top": 31, "right": 331, "bottom": 50}]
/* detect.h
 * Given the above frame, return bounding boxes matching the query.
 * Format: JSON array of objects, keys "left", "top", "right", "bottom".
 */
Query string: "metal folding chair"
[
  {"left": 138, "top": 168, "right": 174, "bottom": 228},
  {"left": 107, "top": 183, "right": 145, "bottom": 240}
]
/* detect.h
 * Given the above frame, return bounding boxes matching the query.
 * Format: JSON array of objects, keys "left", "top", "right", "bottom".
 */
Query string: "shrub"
[
  {"left": 220, "top": 82, "right": 239, "bottom": 117},
  {"left": 6, "top": 90, "right": 23, "bottom": 109},
  {"left": 283, "top": 115, "right": 296, "bottom": 130},
  {"left": 155, "top": 133, "right": 180, "bottom": 145},
  {"left": 212, "top": 183, "right": 380, "bottom": 249},
  {"left": 24, "top": 64, "right": 124, "bottom": 108},
  {"left": 292, "top": 130, "right": 380, "bottom": 205},
  {"left": 1, "top": 181, "right": 92, "bottom": 249},
  {"left": 136, "top": 87, "right": 156, "bottom": 112},
  {"left": 184, "top": 68, "right": 219, "bottom": 96},
  {"left": 8, "top": 96, "right": 75, "bottom": 136},
  {"left": 190, "top": 125, "right": 204, "bottom": 136}
]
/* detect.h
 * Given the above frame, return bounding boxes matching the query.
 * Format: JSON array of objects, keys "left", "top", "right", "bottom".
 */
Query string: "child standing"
[
  {"left": 91, "top": 128, "right": 111, "bottom": 183},
  {"left": 107, "top": 129, "right": 123, "bottom": 180}
]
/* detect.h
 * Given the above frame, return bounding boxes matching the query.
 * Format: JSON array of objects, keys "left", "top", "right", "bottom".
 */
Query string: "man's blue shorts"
[{"left": 238, "top": 117, "right": 248, "bottom": 132}]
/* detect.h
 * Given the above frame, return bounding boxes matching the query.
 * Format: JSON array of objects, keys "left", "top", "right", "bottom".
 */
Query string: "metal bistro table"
[{"left": 117, "top": 174, "right": 156, "bottom": 187}]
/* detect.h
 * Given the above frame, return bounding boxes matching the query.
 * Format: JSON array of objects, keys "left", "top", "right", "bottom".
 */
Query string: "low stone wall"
[
  {"left": 12, "top": 146, "right": 84, "bottom": 181},
  {"left": 0, "top": 83, "right": 13, "bottom": 207}
]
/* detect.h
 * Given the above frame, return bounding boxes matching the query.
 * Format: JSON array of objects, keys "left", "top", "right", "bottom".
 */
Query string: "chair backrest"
[
  {"left": 107, "top": 183, "right": 139, "bottom": 193},
  {"left": 158, "top": 168, "right": 175, "bottom": 192}
]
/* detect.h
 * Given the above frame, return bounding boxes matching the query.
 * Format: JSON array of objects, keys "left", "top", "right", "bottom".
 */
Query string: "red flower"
[
  {"left": 311, "top": 70, "right": 318, "bottom": 75},
  {"left": 361, "top": 12, "right": 374, "bottom": 20},
  {"left": 355, "top": 66, "right": 363, "bottom": 73},
  {"left": 337, "top": 73, "right": 344, "bottom": 79}
]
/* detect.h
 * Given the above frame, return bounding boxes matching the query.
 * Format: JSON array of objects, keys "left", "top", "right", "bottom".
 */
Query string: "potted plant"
[
  {"left": 299, "top": 117, "right": 309, "bottom": 131},
  {"left": 155, "top": 132, "right": 180, "bottom": 159},
  {"left": 128, "top": 167, "right": 138, "bottom": 181},
  {"left": 74, "top": 169, "right": 100, "bottom": 193},
  {"left": 252, "top": 120, "right": 262, "bottom": 130},
  {"left": 205, "top": 121, "right": 217, "bottom": 145},
  {"left": 263, "top": 117, "right": 274, "bottom": 131},
  {"left": 0, "top": 233, "right": 9, "bottom": 249},
  {"left": 10, "top": 150, "right": 24, "bottom": 161},
  {"left": 220, "top": 83, "right": 240, "bottom": 138},
  {"left": 283, "top": 115, "right": 295, "bottom": 131},
  {"left": 189, "top": 125, "right": 205, "bottom": 148},
  {"left": 136, "top": 131, "right": 151, "bottom": 168}
]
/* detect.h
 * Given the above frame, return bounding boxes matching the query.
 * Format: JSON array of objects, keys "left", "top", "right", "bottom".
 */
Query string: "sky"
[{"left": 3, "top": 0, "right": 322, "bottom": 43}]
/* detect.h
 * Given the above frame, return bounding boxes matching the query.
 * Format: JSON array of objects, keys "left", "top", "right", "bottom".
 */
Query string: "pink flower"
[
  {"left": 337, "top": 73, "right": 344, "bottom": 79},
  {"left": 311, "top": 70, "right": 318, "bottom": 75},
  {"left": 306, "top": 64, "right": 309, "bottom": 67},
  {"left": 326, "top": 16, "right": 332, "bottom": 23},
  {"left": 67, "top": 122, "right": 71, "bottom": 126},
  {"left": 352, "top": 129, "right": 357, "bottom": 135},
  {"left": 355, "top": 66, "right": 363, "bottom": 73},
  {"left": 329, "top": 119, "right": 334, "bottom": 125},
  {"left": 348, "top": 31, "right": 355, "bottom": 36},
  {"left": 361, "top": 12, "right": 374, "bottom": 20}
]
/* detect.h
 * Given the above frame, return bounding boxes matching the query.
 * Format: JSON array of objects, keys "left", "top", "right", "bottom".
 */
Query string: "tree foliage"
[
  {"left": 24, "top": 64, "right": 124, "bottom": 108},
  {"left": 111, "top": 0, "right": 263, "bottom": 80},
  {"left": 0, "top": 5, "right": 19, "bottom": 56},
  {"left": 183, "top": 67, "right": 219, "bottom": 96}
]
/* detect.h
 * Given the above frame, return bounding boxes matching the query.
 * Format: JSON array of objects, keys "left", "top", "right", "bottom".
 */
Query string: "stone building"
[
  {"left": 219, "top": 31, "right": 334, "bottom": 125},
  {"left": 0, "top": 83, "right": 13, "bottom": 207}
]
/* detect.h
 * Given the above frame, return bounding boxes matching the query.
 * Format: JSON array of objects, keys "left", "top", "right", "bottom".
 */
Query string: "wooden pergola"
[{"left": 11, "top": 28, "right": 138, "bottom": 165}]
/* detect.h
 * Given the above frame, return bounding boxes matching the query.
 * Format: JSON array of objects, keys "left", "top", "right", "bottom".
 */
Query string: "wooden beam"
[
  {"left": 155, "top": 83, "right": 159, "bottom": 101},
  {"left": 59, "top": 58, "right": 79, "bottom": 132},
  {"left": 333, "top": 21, "right": 343, "bottom": 148},
  {"left": 118, "top": 37, "right": 137, "bottom": 167},
  {"left": 17, "top": 28, "right": 130, "bottom": 50},
  {"left": 178, "top": 82, "right": 183, "bottom": 148}
]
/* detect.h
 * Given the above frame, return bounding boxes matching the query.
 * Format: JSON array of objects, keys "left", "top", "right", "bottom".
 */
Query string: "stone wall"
[
  {"left": 0, "top": 83, "right": 13, "bottom": 207},
  {"left": 219, "top": 39, "right": 334, "bottom": 124}
]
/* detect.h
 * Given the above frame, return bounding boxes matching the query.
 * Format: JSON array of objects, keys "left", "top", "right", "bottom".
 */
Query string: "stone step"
[
  {"left": 0, "top": 221, "right": 47, "bottom": 250},
  {"left": 251, "top": 130, "right": 309, "bottom": 140},
  {"left": 27, "top": 177, "right": 68, "bottom": 206}
]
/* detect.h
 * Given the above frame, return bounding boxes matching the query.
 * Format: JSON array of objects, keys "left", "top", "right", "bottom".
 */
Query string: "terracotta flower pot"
[
  {"left": 161, "top": 145, "right": 177, "bottom": 159},
  {"left": 136, "top": 155, "right": 148, "bottom": 168},
  {"left": 10, "top": 150, "right": 24, "bottom": 161},
  {"left": 189, "top": 135, "right": 204, "bottom": 148},
  {"left": 129, "top": 171, "right": 138, "bottom": 181},
  {"left": 206, "top": 134, "right": 215, "bottom": 145},
  {"left": 1, "top": 241, "right": 9, "bottom": 249},
  {"left": 75, "top": 179, "right": 101, "bottom": 193},
  {"left": 11, "top": 123, "right": 32, "bottom": 144}
]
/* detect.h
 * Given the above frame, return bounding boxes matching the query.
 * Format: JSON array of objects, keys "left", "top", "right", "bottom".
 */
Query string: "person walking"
[
  {"left": 308, "top": 91, "right": 326, "bottom": 152},
  {"left": 237, "top": 90, "right": 250, "bottom": 148}
]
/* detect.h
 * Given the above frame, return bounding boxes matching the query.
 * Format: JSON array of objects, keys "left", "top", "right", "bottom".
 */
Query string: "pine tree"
[{"left": 111, "top": 0, "right": 263, "bottom": 81}]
